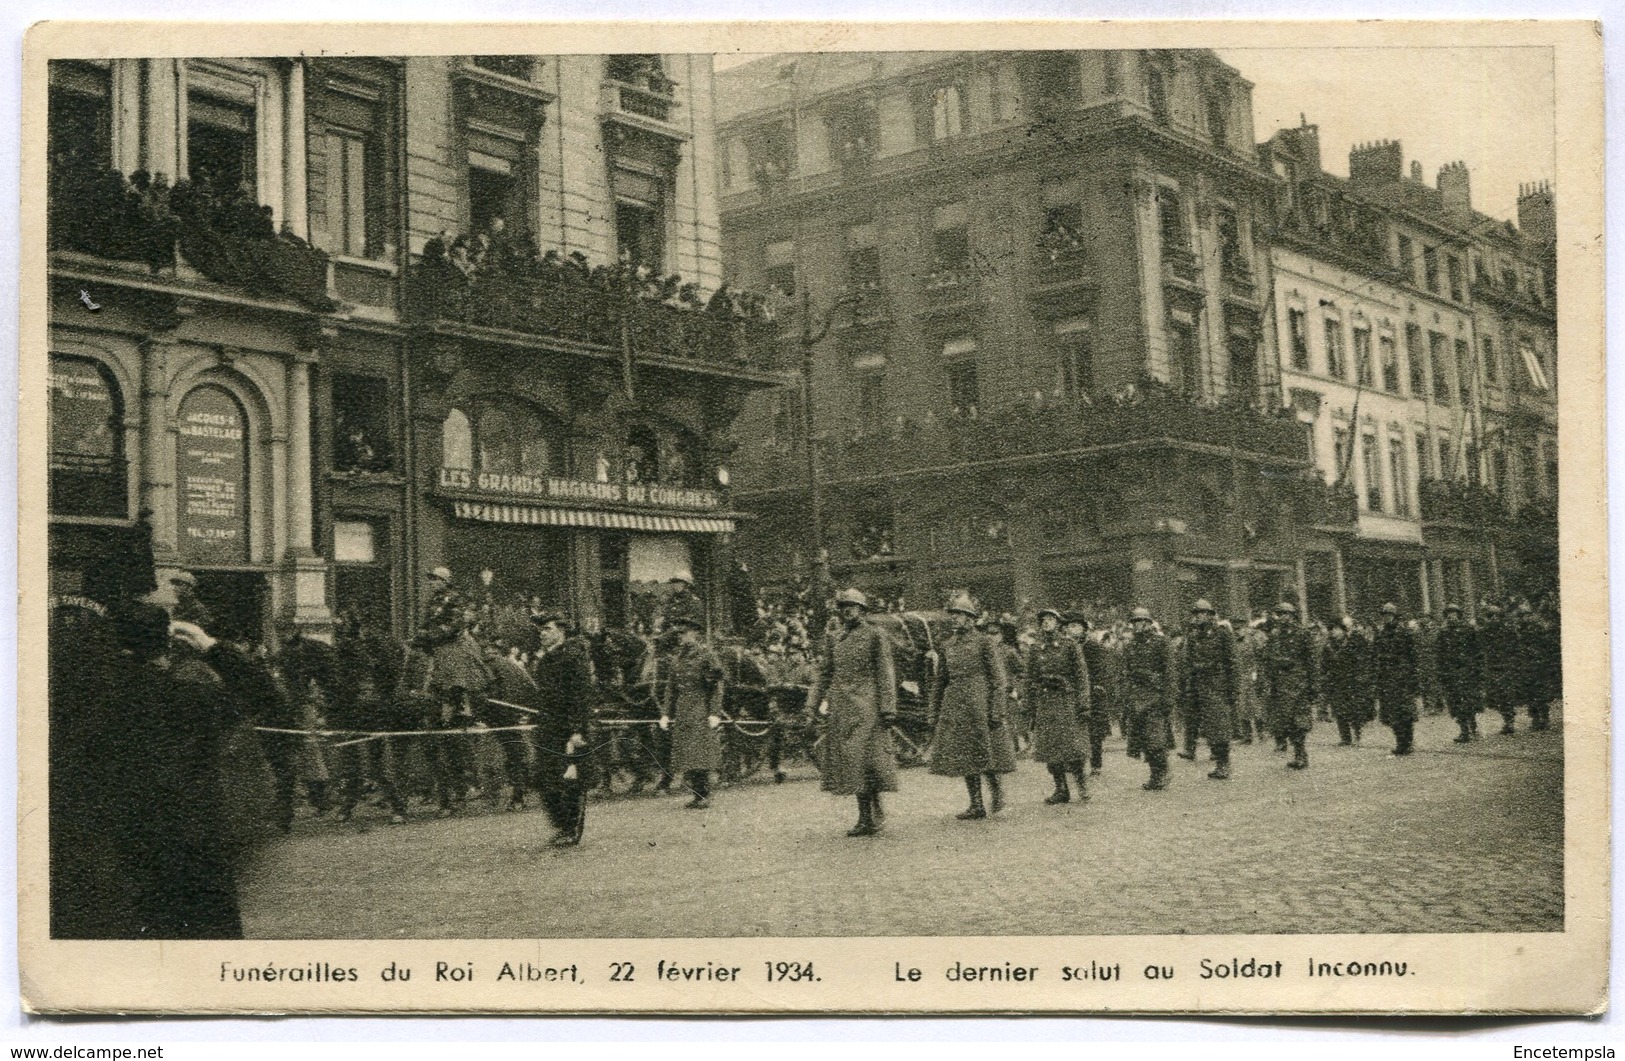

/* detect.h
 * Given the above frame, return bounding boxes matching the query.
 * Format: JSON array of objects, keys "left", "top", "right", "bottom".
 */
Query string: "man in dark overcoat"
[
  {"left": 1370, "top": 602, "right": 1420, "bottom": 755},
  {"left": 1121, "top": 607, "right": 1177, "bottom": 791},
  {"left": 1322, "top": 618, "right": 1373, "bottom": 746},
  {"left": 1027, "top": 607, "right": 1090, "bottom": 804},
  {"left": 1261, "top": 601, "right": 1318, "bottom": 770},
  {"left": 530, "top": 610, "right": 595, "bottom": 847},
  {"left": 1436, "top": 602, "right": 1484, "bottom": 743},
  {"left": 1066, "top": 612, "right": 1114, "bottom": 776},
  {"left": 806, "top": 588, "right": 898, "bottom": 836},
  {"left": 1177, "top": 599, "right": 1238, "bottom": 780},
  {"left": 1478, "top": 604, "right": 1523, "bottom": 734},
  {"left": 928, "top": 593, "right": 1010, "bottom": 820},
  {"left": 660, "top": 602, "right": 727, "bottom": 809}
]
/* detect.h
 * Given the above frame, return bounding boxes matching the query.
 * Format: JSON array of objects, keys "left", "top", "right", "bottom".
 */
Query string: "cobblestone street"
[{"left": 241, "top": 712, "right": 1563, "bottom": 939}]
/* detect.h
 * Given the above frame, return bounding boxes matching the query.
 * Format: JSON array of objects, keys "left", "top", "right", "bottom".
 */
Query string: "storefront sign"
[
  {"left": 437, "top": 466, "right": 721, "bottom": 511},
  {"left": 177, "top": 385, "right": 250, "bottom": 564}
]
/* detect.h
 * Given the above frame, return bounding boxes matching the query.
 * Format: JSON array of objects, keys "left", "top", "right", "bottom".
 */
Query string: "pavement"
[{"left": 239, "top": 711, "right": 1564, "bottom": 939}]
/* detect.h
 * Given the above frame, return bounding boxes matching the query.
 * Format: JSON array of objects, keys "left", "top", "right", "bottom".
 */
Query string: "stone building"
[
  {"left": 1260, "top": 123, "right": 1558, "bottom": 620},
  {"left": 47, "top": 54, "right": 779, "bottom": 641},
  {"left": 717, "top": 50, "right": 1316, "bottom": 620}
]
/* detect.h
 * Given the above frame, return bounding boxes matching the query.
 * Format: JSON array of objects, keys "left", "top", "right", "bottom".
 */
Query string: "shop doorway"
[{"left": 192, "top": 570, "right": 268, "bottom": 646}]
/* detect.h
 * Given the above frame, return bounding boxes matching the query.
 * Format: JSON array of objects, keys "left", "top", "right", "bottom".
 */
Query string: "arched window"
[
  {"left": 176, "top": 384, "right": 251, "bottom": 565},
  {"left": 49, "top": 354, "right": 126, "bottom": 518},
  {"left": 444, "top": 399, "right": 564, "bottom": 478},
  {"left": 441, "top": 408, "right": 473, "bottom": 471}
]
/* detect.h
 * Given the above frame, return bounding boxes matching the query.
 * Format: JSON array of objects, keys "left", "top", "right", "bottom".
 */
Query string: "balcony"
[
  {"left": 405, "top": 251, "right": 780, "bottom": 373},
  {"left": 920, "top": 267, "right": 980, "bottom": 315},
  {"left": 1418, "top": 478, "right": 1508, "bottom": 527},
  {"left": 1161, "top": 246, "right": 1201, "bottom": 286},
  {"left": 1221, "top": 256, "right": 1257, "bottom": 302},
  {"left": 49, "top": 166, "right": 334, "bottom": 310},
  {"left": 1472, "top": 275, "right": 1554, "bottom": 322},
  {"left": 601, "top": 77, "right": 686, "bottom": 134},
  {"left": 1031, "top": 246, "right": 1095, "bottom": 292},
  {"left": 835, "top": 281, "right": 892, "bottom": 328}
]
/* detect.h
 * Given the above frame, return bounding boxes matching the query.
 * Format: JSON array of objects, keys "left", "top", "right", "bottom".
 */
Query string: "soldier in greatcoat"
[
  {"left": 529, "top": 610, "right": 595, "bottom": 846},
  {"left": 1121, "top": 607, "right": 1177, "bottom": 791},
  {"left": 1177, "top": 599, "right": 1238, "bottom": 780},
  {"left": 1370, "top": 602, "right": 1420, "bottom": 755},
  {"left": 1436, "top": 602, "right": 1484, "bottom": 744},
  {"left": 1025, "top": 607, "right": 1090, "bottom": 804},
  {"left": 660, "top": 602, "right": 726, "bottom": 809},
  {"left": 1517, "top": 604, "right": 1558, "bottom": 731},
  {"left": 806, "top": 588, "right": 898, "bottom": 837},
  {"left": 929, "top": 594, "right": 1012, "bottom": 820},
  {"left": 1261, "top": 601, "right": 1318, "bottom": 770},
  {"left": 1322, "top": 618, "right": 1374, "bottom": 746},
  {"left": 1478, "top": 605, "right": 1523, "bottom": 734},
  {"left": 1065, "top": 612, "right": 1114, "bottom": 776}
]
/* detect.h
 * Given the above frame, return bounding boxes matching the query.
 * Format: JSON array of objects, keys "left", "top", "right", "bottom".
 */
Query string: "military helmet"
[
  {"left": 945, "top": 592, "right": 980, "bottom": 618},
  {"left": 1443, "top": 602, "right": 1463, "bottom": 615},
  {"left": 1190, "top": 598, "right": 1216, "bottom": 614},
  {"left": 1273, "top": 600, "right": 1298, "bottom": 616},
  {"left": 1129, "top": 606, "right": 1153, "bottom": 622},
  {"left": 1482, "top": 604, "right": 1504, "bottom": 617},
  {"left": 1381, "top": 602, "right": 1399, "bottom": 615},
  {"left": 834, "top": 588, "right": 869, "bottom": 610},
  {"left": 1036, "top": 606, "right": 1063, "bottom": 623},
  {"left": 1062, "top": 610, "right": 1091, "bottom": 629}
]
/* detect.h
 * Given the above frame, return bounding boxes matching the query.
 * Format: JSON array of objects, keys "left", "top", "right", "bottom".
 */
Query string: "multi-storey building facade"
[
  {"left": 1260, "top": 124, "right": 1558, "bottom": 619},
  {"left": 718, "top": 50, "right": 1321, "bottom": 619},
  {"left": 47, "top": 54, "right": 780, "bottom": 641}
]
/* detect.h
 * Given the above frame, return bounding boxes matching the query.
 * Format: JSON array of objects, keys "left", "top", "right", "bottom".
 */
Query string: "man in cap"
[
  {"left": 659, "top": 600, "right": 726, "bottom": 809},
  {"left": 1436, "top": 603, "right": 1484, "bottom": 743},
  {"left": 665, "top": 573, "right": 704, "bottom": 629},
  {"left": 167, "top": 570, "right": 215, "bottom": 630},
  {"left": 1260, "top": 601, "right": 1318, "bottom": 770},
  {"left": 806, "top": 588, "right": 898, "bottom": 836},
  {"left": 1370, "top": 601, "right": 1420, "bottom": 755},
  {"left": 414, "top": 566, "right": 492, "bottom": 815},
  {"left": 1478, "top": 604, "right": 1523, "bottom": 734},
  {"left": 1178, "top": 599, "right": 1238, "bottom": 780},
  {"left": 929, "top": 593, "right": 1011, "bottom": 819},
  {"left": 1063, "top": 611, "right": 1115, "bottom": 776},
  {"left": 1025, "top": 606, "right": 1090, "bottom": 804},
  {"left": 1121, "top": 606, "right": 1177, "bottom": 790},
  {"left": 529, "top": 609, "right": 594, "bottom": 846},
  {"left": 1322, "top": 617, "right": 1373, "bottom": 746}
]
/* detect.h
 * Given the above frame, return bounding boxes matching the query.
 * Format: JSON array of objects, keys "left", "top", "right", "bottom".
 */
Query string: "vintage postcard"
[{"left": 17, "top": 18, "right": 1607, "bottom": 1015}]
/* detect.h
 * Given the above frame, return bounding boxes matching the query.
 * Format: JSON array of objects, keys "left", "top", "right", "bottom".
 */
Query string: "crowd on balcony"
[
  {"left": 1036, "top": 213, "right": 1087, "bottom": 262},
  {"left": 848, "top": 524, "right": 896, "bottom": 562}
]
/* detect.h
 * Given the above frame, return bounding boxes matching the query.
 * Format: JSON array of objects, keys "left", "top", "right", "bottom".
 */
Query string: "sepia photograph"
[{"left": 18, "top": 18, "right": 1607, "bottom": 1015}]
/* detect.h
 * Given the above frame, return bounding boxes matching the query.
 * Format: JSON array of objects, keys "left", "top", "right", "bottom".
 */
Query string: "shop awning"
[{"left": 450, "top": 500, "right": 737, "bottom": 534}]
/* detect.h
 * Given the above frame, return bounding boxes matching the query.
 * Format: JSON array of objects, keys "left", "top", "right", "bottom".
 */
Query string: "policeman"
[
  {"left": 1479, "top": 604, "right": 1523, "bottom": 734},
  {"left": 1436, "top": 602, "right": 1484, "bottom": 744},
  {"left": 530, "top": 610, "right": 594, "bottom": 847},
  {"left": 806, "top": 589, "right": 899, "bottom": 837},
  {"left": 929, "top": 593, "right": 1011, "bottom": 820},
  {"left": 1370, "top": 602, "right": 1420, "bottom": 755},
  {"left": 1322, "top": 617, "right": 1373, "bottom": 746},
  {"left": 1024, "top": 606, "right": 1090, "bottom": 805},
  {"left": 660, "top": 601, "right": 727, "bottom": 809},
  {"left": 1178, "top": 599, "right": 1238, "bottom": 780},
  {"left": 1261, "top": 601, "right": 1318, "bottom": 770},
  {"left": 1121, "top": 607, "right": 1177, "bottom": 791}
]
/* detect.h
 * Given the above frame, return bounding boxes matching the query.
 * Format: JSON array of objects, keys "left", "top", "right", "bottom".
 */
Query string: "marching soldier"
[
  {"left": 1436, "top": 603, "right": 1484, "bottom": 744},
  {"left": 1261, "top": 601, "right": 1318, "bottom": 770},
  {"left": 1025, "top": 607, "right": 1091, "bottom": 805},
  {"left": 1518, "top": 603, "right": 1558, "bottom": 731},
  {"left": 929, "top": 593, "right": 1012, "bottom": 820},
  {"left": 1121, "top": 606, "right": 1177, "bottom": 791},
  {"left": 530, "top": 610, "right": 594, "bottom": 847},
  {"left": 1479, "top": 604, "right": 1523, "bottom": 734},
  {"left": 1322, "top": 617, "right": 1373, "bottom": 746},
  {"left": 1177, "top": 599, "right": 1238, "bottom": 780},
  {"left": 660, "top": 601, "right": 727, "bottom": 809},
  {"left": 1370, "top": 602, "right": 1420, "bottom": 755},
  {"left": 806, "top": 589, "right": 899, "bottom": 837},
  {"left": 1065, "top": 612, "right": 1114, "bottom": 776}
]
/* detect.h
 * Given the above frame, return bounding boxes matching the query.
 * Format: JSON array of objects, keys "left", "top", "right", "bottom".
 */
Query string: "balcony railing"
[
  {"left": 921, "top": 268, "right": 979, "bottom": 310},
  {"left": 1162, "top": 245, "right": 1200, "bottom": 285},
  {"left": 49, "top": 165, "right": 334, "bottom": 310},
  {"left": 1032, "top": 246, "right": 1094, "bottom": 289},
  {"left": 836, "top": 281, "right": 892, "bottom": 327},
  {"left": 605, "top": 78, "right": 679, "bottom": 123}
]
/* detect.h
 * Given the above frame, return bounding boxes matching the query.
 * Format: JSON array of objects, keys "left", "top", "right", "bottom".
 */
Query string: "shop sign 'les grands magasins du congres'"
[{"left": 436, "top": 467, "right": 722, "bottom": 512}]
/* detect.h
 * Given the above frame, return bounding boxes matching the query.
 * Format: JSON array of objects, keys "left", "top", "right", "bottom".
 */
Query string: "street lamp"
[{"left": 798, "top": 287, "right": 859, "bottom": 614}]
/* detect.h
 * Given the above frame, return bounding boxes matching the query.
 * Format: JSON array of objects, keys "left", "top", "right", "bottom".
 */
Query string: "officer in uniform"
[
  {"left": 806, "top": 588, "right": 899, "bottom": 837},
  {"left": 1370, "top": 602, "right": 1420, "bottom": 755},
  {"left": 929, "top": 593, "right": 1011, "bottom": 820},
  {"left": 529, "top": 610, "right": 594, "bottom": 846},
  {"left": 1064, "top": 612, "right": 1114, "bottom": 776},
  {"left": 1121, "top": 606, "right": 1177, "bottom": 791},
  {"left": 1479, "top": 604, "right": 1523, "bottom": 734},
  {"left": 660, "top": 601, "right": 727, "bottom": 809},
  {"left": 1177, "top": 599, "right": 1238, "bottom": 780},
  {"left": 1322, "top": 617, "right": 1373, "bottom": 746},
  {"left": 1436, "top": 602, "right": 1484, "bottom": 744},
  {"left": 1025, "top": 606, "right": 1090, "bottom": 804},
  {"left": 1261, "top": 601, "right": 1318, "bottom": 770}
]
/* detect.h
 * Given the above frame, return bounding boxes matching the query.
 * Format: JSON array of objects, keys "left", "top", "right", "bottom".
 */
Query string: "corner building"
[
  {"left": 48, "top": 55, "right": 780, "bottom": 640},
  {"left": 718, "top": 51, "right": 1316, "bottom": 618}
]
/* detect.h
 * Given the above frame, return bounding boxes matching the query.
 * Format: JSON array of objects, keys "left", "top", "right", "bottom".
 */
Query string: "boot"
[
  {"left": 985, "top": 773, "right": 1005, "bottom": 814},
  {"left": 1453, "top": 719, "right": 1473, "bottom": 744},
  {"left": 1392, "top": 720, "right": 1414, "bottom": 755},
  {"left": 684, "top": 771, "right": 711, "bottom": 809},
  {"left": 1353, "top": 724, "right": 1363, "bottom": 745},
  {"left": 957, "top": 775, "right": 987, "bottom": 820},
  {"left": 1069, "top": 760, "right": 1091, "bottom": 803},
  {"left": 1500, "top": 712, "right": 1517, "bottom": 735},
  {"left": 871, "top": 791, "right": 886, "bottom": 827},
  {"left": 1143, "top": 750, "right": 1169, "bottom": 790},
  {"left": 847, "top": 794, "right": 878, "bottom": 837},
  {"left": 1336, "top": 719, "right": 1353, "bottom": 746},
  {"left": 1044, "top": 764, "right": 1071, "bottom": 805},
  {"left": 1274, "top": 736, "right": 1289, "bottom": 753},
  {"left": 1288, "top": 737, "right": 1309, "bottom": 770},
  {"left": 1207, "top": 743, "right": 1232, "bottom": 780}
]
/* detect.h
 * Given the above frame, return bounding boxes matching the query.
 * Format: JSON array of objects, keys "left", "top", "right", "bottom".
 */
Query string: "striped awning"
[{"left": 451, "top": 499, "right": 736, "bottom": 534}]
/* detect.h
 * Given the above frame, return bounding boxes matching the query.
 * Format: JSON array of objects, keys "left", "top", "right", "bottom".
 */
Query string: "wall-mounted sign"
[
  {"left": 177, "top": 385, "right": 250, "bottom": 565},
  {"left": 437, "top": 467, "right": 721, "bottom": 511}
]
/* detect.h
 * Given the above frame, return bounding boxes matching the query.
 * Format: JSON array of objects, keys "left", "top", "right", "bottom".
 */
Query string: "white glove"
[
  {"left": 818, "top": 700, "right": 830, "bottom": 716},
  {"left": 707, "top": 715, "right": 722, "bottom": 730},
  {"left": 658, "top": 717, "right": 671, "bottom": 731},
  {"left": 169, "top": 620, "right": 216, "bottom": 653},
  {"left": 566, "top": 732, "right": 586, "bottom": 753}
]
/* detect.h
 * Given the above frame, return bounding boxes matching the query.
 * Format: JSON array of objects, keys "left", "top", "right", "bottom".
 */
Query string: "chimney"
[
  {"left": 1410, "top": 161, "right": 1423, "bottom": 181},
  {"left": 1518, "top": 180, "right": 1555, "bottom": 246},
  {"left": 1275, "top": 117, "right": 1322, "bottom": 174},
  {"left": 1437, "top": 161, "right": 1472, "bottom": 224},
  {"left": 1348, "top": 139, "right": 1403, "bottom": 189}
]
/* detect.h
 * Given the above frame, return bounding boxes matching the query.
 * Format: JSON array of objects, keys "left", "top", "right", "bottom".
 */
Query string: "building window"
[
  {"left": 1380, "top": 334, "right": 1400, "bottom": 392},
  {"left": 332, "top": 373, "right": 393, "bottom": 473},
  {"left": 616, "top": 199, "right": 666, "bottom": 271},
  {"left": 474, "top": 56, "right": 536, "bottom": 80},
  {"left": 189, "top": 89, "right": 256, "bottom": 193},
  {"left": 1490, "top": 448, "right": 1508, "bottom": 495},
  {"left": 442, "top": 401, "right": 564, "bottom": 478},
  {"left": 830, "top": 104, "right": 879, "bottom": 169},
  {"left": 1039, "top": 202, "right": 1086, "bottom": 262},
  {"left": 943, "top": 338, "right": 979, "bottom": 418},
  {"left": 321, "top": 129, "right": 369, "bottom": 257},
  {"left": 1323, "top": 318, "right": 1346, "bottom": 380},
  {"left": 1157, "top": 188, "right": 1187, "bottom": 252},
  {"left": 1429, "top": 332, "right": 1452, "bottom": 405},
  {"left": 1422, "top": 246, "right": 1440, "bottom": 295},
  {"left": 930, "top": 84, "right": 965, "bottom": 140},
  {"left": 931, "top": 202, "right": 971, "bottom": 273},
  {"left": 1436, "top": 430, "right": 1453, "bottom": 479},
  {"left": 1454, "top": 338, "right": 1473, "bottom": 406},
  {"left": 1361, "top": 432, "right": 1383, "bottom": 512},
  {"left": 1447, "top": 254, "right": 1465, "bottom": 301},
  {"left": 1287, "top": 309, "right": 1310, "bottom": 371},
  {"left": 606, "top": 55, "right": 666, "bottom": 88},
  {"left": 747, "top": 122, "right": 793, "bottom": 184},
  {"left": 856, "top": 372, "right": 887, "bottom": 432},
  {"left": 1389, "top": 437, "right": 1411, "bottom": 516},
  {"left": 1054, "top": 319, "right": 1093, "bottom": 398},
  {"left": 1216, "top": 205, "right": 1246, "bottom": 276},
  {"left": 1482, "top": 335, "right": 1499, "bottom": 385},
  {"left": 1406, "top": 323, "right": 1425, "bottom": 395},
  {"left": 1227, "top": 331, "right": 1258, "bottom": 400},
  {"left": 1517, "top": 340, "right": 1551, "bottom": 392},
  {"left": 310, "top": 69, "right": 396, "bottom": 260},
  {"left": 763, "top": 238, "right": 797, "bottom": 298},
  {"left": 176, "top": 385, "right": 251, "bottom": 566},
  {"left": 48, "top": 61, "right": 112, "bottom": 194},
  {"left": 1147, "top": 67, "right": 1170, "bottom": 124},
  {"left": 1332, "top": 426, "right": 1351, "bottom": 485},
  {"left": 1102, "top": 52, "right": 1122, "bottom": 95},
  {"left": 1353, "top": 327, "right": 1374, "bottom": 387},
  {"left": 1414, "top": 430, "right": 1432, "bottom": 481},
  {"left": 1396, "top": 235, "right": 1414, "bottom": 282},
  {"left": 332, "top": 516, "right": 393, "bottom": 635},
  {"left": 1205, "top": 85, "right": 1229, "bottom": 148},
  {"left": 442, "top": 408, "right": 473, "bottom": 471},
  {"left": 1168, "top": 319, "right": 1200, "bottom": 397},
  {"left": 49, "top": 354, "right": 126, "bottom": 520}
]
